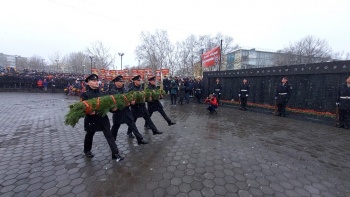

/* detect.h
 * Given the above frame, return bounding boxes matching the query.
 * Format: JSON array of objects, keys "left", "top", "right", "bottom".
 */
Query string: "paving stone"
[{"left": 0, "top": 93, "right": 349, "bottom": 197}]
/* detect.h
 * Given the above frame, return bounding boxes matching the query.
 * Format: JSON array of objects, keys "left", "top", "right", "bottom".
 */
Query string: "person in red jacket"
[{"left": 205, "top": 94, "right": 218, "bottom": 114}]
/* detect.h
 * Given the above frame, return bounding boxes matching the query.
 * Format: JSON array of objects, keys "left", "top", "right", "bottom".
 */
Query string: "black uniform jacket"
[
  {"left": 194, "top": 81, "right": 203, "bottom": 94},
  {"left": 337, "top": 83, "right": 350, "bottom": 110},
  {"left": 146, "top": 84, "right": 163, "bottom": 113},
  {"left": 213, "top": 83, "right": 222, "bottom": 94},
  {"left": 128, "top": 83, "right": 150, "bottom": 118},
  {"left": 109, "top": 87, "right": 134, "bottom": 124},
  {"left": 239, "top": 83, "right": 250, "bottom": 98},
  {"left": 275, "top": 83, "right": 292, "bottom": 104},
  {"left": 80, "top": 86, "right": 110, "bottom": 132}
]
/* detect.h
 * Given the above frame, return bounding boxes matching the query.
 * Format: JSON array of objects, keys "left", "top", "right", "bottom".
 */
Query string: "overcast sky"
[{"left": 1, "top": 0, "right": 349, "bottom": 69}]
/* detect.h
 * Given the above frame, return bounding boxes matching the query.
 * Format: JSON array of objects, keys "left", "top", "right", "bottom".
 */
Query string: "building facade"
[{"left": 226, "top": 48, "right": 276, "bottom": 70}]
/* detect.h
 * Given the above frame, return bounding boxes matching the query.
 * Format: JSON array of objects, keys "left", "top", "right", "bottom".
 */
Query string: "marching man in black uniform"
[
  {"left": 337, "top": 75, "right": 350, "bottom": 129},
  {"left": 80, "top": 74, "right": 124, "bottom": 161},
  {"left": 145, "top": 76, "right": 176, "bottom": 128},
  {"left": 109, "top": 75, "right": 149, "bottom": 144},
  {"left": 213, "top": 78, "right": 222, "bottom": 103},
  {"left": 127, "top": 75, "right": 163, "bottom": 136},
  {"left": 239, "top": 78, "right": 250, "bottom": 110},
  {"left": 275, "top": 76, "right": 292, "bottom": 117}
]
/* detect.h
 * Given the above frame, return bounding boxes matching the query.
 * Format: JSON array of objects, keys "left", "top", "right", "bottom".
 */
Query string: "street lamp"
[
  {"left": 14, "top": 55, "right": 18, "bottom": 68},
  {"left": 118, "top": 52, "right": 124, "bottom": 70},
  {"left": 82, "top": 65, "right": 85, "bottom": 74},
  {"left": 89, "top": 56, "right": 93, "bottom": 74},
  {"left": 41, "top": 59, "right": 45, "bottom": 71},
  {"left": 55, "top": 59, "right": 59, "bottom": 72}
]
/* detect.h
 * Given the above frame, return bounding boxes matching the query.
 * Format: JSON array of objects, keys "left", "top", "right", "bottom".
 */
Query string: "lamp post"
[
  {"left": 14, "top": 55, "right": 18, "bottom": 68},
  {"left": 55, "top": 59, "right": 59, "bottom": 72},
  {"left": 118, "top": 52, "right": 124, "bottom": 70},
  {"left": 200, "top": 49, "right": 204, "bottom": 76},
  {"left": 41, "top": 59, "right": 45, "bottom": 71},
  {"left": 82, "top": 65, "right": 85, "bottom": 74},
  {"left": 89, "top": 56, "right": 93, "bottom": 74}
]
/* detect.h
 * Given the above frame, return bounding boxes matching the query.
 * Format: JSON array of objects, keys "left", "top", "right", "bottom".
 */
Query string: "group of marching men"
[{"left": 81, "top": 74, "right": 176, "bottom": 162}]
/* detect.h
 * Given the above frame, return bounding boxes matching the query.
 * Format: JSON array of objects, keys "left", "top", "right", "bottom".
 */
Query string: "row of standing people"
[{"left": 80, "top": 74, "right": 176, "bottom": 162}]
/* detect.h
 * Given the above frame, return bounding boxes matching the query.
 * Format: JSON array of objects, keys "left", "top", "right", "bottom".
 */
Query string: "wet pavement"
[{"left": 0, "top": 92, "right": 349, "bottom": 197}]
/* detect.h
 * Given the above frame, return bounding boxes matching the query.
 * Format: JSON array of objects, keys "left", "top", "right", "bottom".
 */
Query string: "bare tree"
[
  {"left": 135, "top": 29, "right": 173, "bottom": 72},
  {"left": 65, "top": 52, "right": 90, "bottom": 74},
  {"left": 86, "top": 41, "right": 115, "bottom": 69},
  {"left": 273, "top": 35, "right": 333, "bottom": 66},
  {"left": 28, "top": 55, "right": 43, "bottom": 71},
  {"left": 333, "top": 51, "right": 350, "bottom": 60}
]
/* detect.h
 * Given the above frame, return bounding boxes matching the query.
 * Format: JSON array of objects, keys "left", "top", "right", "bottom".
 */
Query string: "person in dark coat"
[
  {"left": 162, "top": 76, "right": 170, "bottom": 94},
  {"left": 109, "top": 75, "right": 148, "bottom": 144},
  {"left": 127, "top": 75, "right": 163, "bottom": 136},
  {"left": 239, "top": 78, "right": 250, "bottom": 110},
  {"left": 194, "top": 77, "right": 203, "bottom": 103},
  {"left": 80, "top": 74, "right": 124, "bottom": 161},
  {"left": 178, "top": 78, "right": 186, "bottom": 105},
  {"left": 144, "top": 76, "right": 176, "bottom": 128},
  {"left": 337, "top": 75, "right": 350, "bottom": 129},
  {"left": 169, "top": 79, "right": 178, "bottom": 105},
  {"left": 275, "top": 76, "right": 292, "bottom": 117},
  {"left": 213, "top": 78, "right": 223, "bottom": 103}
]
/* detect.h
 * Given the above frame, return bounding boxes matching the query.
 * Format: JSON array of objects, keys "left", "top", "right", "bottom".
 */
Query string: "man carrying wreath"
[{"left": 80, "top": 74, "right": 124, "bottom": 162}]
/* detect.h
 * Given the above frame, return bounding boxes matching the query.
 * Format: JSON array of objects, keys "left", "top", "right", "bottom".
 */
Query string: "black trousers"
[
  {"left": 339, "top": 109, "right": 350, "bottom": 128},
  {"left": 214, "top": 91, "right": 221, "bottom": 103},
  {"left": 127, "top": 113, "right": 159, "bottom": 134},
  {"left": 171, "top": 94, "right": 177, "bottom": 105},
  {"left": 145, "top": 109, "right": 172, "bottom": 126},
  {"left": 84, "top": 129, "right": 119, "bottom": 155},
  {"left": 240, "top": 97, "right": 247, "bottom": 109},
  {"left": 195, "top": 94, "right": 201, "bottom": 103},
  {"left": 111, "top": 118, "right": 143, "bottom": 142},
  {"left": 277, "top": 101, "right": 287, "bottom": 116}
]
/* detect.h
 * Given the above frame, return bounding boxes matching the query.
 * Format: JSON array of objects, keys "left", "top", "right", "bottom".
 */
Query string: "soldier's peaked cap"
[
  {"left": 85, "top": 74, "right": 99, "bottom": 82},
  {"left": 112, "top": 75, "right": 124, "bottom": 82},
  {"left": 148, "top": 76, "right": 156, "bottom": 81},
  {"left": 132, "top": 75, "right": 141, "bottom": 81}
]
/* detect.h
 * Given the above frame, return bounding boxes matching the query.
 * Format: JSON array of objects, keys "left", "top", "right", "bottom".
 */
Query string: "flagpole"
[{"left": 219, "top": 39, "right": 222, "bottom": 71}]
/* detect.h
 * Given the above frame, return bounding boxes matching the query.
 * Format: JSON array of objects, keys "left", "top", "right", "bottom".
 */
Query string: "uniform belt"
[
  {"left": 196, "top": 89, "right": 201, "bottom": 90},
  {"left": 340, "top": 96, "right": 350, "bottom": 99},
  {"left": 214, "top": 89, "right": 220, "bottom": 91},
  {"left": 241, "top": 90, "right": 247, "bottom": 91},
  {"left": 279, "top": 93, "right": 287, "bottom": 95}
]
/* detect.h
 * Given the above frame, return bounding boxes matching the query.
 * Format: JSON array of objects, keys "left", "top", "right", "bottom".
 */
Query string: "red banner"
[
  {"left": 155, "top": 70, "right": 161, "bottom": 81},
  {"left": 109, "top": 70, "right": 117, "bottom": 77},
  {"left": 91, "top": 68, "right": 98, "bottom": 75},
  {"left": 131, "top": 69, "right": 138, "bottom": 76},
  {"left": 123, "top": 69, "right": 130, "bottom": 76},
  {"left": 202, "top": 46, "right": 220, "bottom": 67},
  {"left": 161, "top": 69, "right": 169, "bottom": 76}
]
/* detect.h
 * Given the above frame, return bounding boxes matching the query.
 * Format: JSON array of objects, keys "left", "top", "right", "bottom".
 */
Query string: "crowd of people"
[{"left": 0, "top": 69, "right": 85, "bottom": 92}]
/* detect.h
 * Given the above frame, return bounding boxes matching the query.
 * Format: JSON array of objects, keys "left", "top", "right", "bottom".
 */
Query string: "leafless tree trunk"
[
  {"left": 273, "top": 35, "right": 332, "bottom": 66},
  {"left": 86, "top": 41, "right": 115, "bottom": 70}
]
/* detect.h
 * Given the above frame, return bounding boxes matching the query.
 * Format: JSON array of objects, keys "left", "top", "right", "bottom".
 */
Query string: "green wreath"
[{"left": 65, "top": 89, "right": 165, "bottom": 127}]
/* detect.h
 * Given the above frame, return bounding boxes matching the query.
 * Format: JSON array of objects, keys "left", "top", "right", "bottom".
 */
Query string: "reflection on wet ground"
[{"left": 0, "top": 92, "right": 349, "bottom": 196}]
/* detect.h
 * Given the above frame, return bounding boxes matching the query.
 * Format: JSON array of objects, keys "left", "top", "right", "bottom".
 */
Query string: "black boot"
[
  {"left": 127, "top": 133, "right": 135, "bottom": 139},
  {"left": 112, "top": 153, "right": 124, "bottom": 162},
  {"left": 84, "top": 150, "right": 94, "bottom": 158},
  {"left": 168, "top": 121, "right": 176, "bottom": 126},
  {"left": 137, "top": 139, "right": 149, "bottom": 145},
  {"left": 153, "top": 130, "right": 163, "bottom": 135},
  {"left": 144, "top": 125, "right": 151, "bottom": 129}
]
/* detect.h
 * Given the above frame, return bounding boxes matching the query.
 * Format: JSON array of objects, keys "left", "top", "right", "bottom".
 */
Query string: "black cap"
[
  {"left": 132, "top": 75, "right": 141, "bottom": 81},
  {"left": 148, "top": 76, "right": 156, "bottom": 81},
  {"left": 112, "top": 75, "right": 124, "bottom": 82},
  {"left": 85, "top": 74, "right": 99, "bottom": 82}
]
